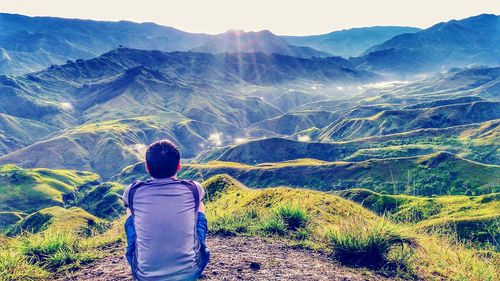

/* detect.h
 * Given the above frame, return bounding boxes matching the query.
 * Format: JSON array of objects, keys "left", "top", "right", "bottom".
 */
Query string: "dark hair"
[{"left": 145, "top": 140, "right": 180, "bottom": 178}]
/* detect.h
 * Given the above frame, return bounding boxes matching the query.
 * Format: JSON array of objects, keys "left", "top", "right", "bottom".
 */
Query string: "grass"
[
  {"left": 336, "top": 189, "right": 500, "bottom": 245},
  {"left": 16, "top": 231, "right": 95, "bottom": 271},
  {"left": 0, "top": 165, "right": 101, "bottom": 214},
  {"left": 7, "top": 207, "right": 110, "bottom": 237},
  {"left": 0, "top": 250, "right": 49, "bottom": 281},
  {"left": 1, "top": 173, "right": 498, "bottom": 280},
  {"left": 273, "top": 205, "right": 309, "bottom": 231},
  {"left": 180, "top": 152, "right": 500, "bottom": 196},
  {"left": 0, "top": 216, "right": 126, "bottom": 280},
  {"left": 202, "top": 175, "right": 499, "bottom": 280},
  {"left": 327, "top": 217, "right": 418, "bottom": 268}
]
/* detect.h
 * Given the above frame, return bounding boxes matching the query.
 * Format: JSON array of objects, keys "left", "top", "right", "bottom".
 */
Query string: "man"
[{"left": 122, "top": 140, "right": 209, "bottom": 280}]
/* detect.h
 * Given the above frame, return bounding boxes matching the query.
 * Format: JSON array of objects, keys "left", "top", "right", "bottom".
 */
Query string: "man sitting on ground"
[{"left": 122, "top": 140, "right": 210, "bottom": 280}]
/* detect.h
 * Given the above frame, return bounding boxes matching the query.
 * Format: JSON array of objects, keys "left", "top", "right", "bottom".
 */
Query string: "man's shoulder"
[
  {"left": 122, "top": 179, "right": 148, "bottom": 206},
  {"left": 177, "top": 179, "right": 205, "bottom": 200}
]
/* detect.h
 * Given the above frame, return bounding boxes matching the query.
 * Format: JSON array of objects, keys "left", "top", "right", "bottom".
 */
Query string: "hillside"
[
  {"left": 318, "top": 101, "right": 500, "bottom": 141},
  {"left": 1, "top": 172, "right": 498, "bottom": 280},
  {"left": 0, "top": 165, "right": 100, "bottom": 214},
  {"left": 282, "top": 26, "right": 421, "bottom": 57},
  {"left": 354, "top": 14, "right": 500, "bottom": 74},
  {"left": 198, "top": 118, "right": 500, "bottom": 165},
  {"left": 113, "top": 152, "right": 500, "bottom": 196},
  {"left": 192, "top": 29, "right": 330, "bottom": 58},
  {"left": 6, "top": 206, "right": 109, "bottom": 236},
  {"left": 0, "top": 48, "right": 379, "bottom": 178},
  {"left": 336, "top": 189, "right": 499, "bottom": 243}
]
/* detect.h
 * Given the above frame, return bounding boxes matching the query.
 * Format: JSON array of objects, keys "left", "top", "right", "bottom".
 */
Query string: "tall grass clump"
[
  {"left": 275, "top": 205, "right": 309, "bottom": 231},
  {"left": 327, "top": 217, "right": 419, "bottom": 268},
  {"left": 261, "top": 205, "right": 309, "bottom": 236},
  {"left": 16, "top": 231, "right": 95, "bottom": 271},
  {"left": 0, "top": 250, "right": 48, "bottom": 281},
  {"left": 261, "top": 215, "right": 287, "bottom": 236},
  {"left": 415, "top": 232, "right": 499, "bottom": 281},
  {"left": 209, "top": 209, "right": 259, "bottom": 236}
]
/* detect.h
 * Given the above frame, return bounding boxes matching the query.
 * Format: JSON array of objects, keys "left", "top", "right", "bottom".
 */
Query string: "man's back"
[{"left": 123, "top": 177, "right": 205, "bottom": 280}]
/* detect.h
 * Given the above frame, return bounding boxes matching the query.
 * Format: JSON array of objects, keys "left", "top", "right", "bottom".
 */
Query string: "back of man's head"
[{"left": 145, "top": 140, "right": 180, "bottom": 178}]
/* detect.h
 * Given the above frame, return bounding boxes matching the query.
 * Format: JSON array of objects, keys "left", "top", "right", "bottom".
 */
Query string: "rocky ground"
[{"left": 57, "top": 236, "right": 391, "bottom": 281}]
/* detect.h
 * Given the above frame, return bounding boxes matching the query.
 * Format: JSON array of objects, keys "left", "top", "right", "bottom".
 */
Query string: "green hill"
[
  {"left": 198, "top": 119, "right": 500, "bottom": 165},
  {"left": 0, "top": 165, "right": 101, "bottom": 214},
  {"left": 6, "top": 206, "right": 109, "bottom": 236},
  {"left": 179, "top": 152, "right": 500, "bottom": 196},
  {"left": 0, "top": 113, "right": 56, "bottom": 156},
  {"left": 0, "top": 212, "right": 25, "bottom": 232},
  {"left": 203, "top": 175, "right": 498, "bottom": 280},
  {"left": 336, "top": 189, "right": 500, "bottom": 244},
  {"left": 249, "top": 111, "right": 339, "bottom": 136},
  {"left": 116, "top": 152, "right": 500, "bottom": 196},
  {"left": 319, "top": 101, "right": 500, "bottom": 141}
]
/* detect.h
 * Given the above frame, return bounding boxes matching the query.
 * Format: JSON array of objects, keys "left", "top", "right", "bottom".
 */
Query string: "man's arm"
[
  {"left": 198, "top": 201, "right": 205, "bottom": 213},
  {"left": 122, "top": 184, "right": 133, "bottom": 217}
]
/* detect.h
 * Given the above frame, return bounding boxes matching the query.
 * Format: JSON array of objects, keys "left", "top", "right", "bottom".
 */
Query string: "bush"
[{"left": 327, "top": 217, "right": 419, "bottom": 268}]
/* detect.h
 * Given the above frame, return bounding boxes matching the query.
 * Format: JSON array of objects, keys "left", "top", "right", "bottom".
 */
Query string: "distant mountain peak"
[{"left": 192, "top": 29, "right": 330, "bottom": 58}]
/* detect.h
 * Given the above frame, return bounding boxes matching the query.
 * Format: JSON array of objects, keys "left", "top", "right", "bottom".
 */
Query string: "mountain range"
[
  {"left": 2, "top": 13, "right": 499, "bottom": 76},
  {"left": 354, "top": 14, "right": 500, "bottom": 74},
  {"left": 282, "top": 26, "right": 421, "bottom": 57}
]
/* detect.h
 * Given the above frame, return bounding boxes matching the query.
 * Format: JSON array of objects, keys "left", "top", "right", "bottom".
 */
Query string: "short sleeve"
[
  {"left": 122, "top": 184, "right": 133, "bottom": 207},
  {"left": 194, "top": 181, "right": 205, "bottom": 202}
]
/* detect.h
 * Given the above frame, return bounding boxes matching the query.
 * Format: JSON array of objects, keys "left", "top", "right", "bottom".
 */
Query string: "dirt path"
[{"left": 57, "top": 236, "right": 391, "bottom": 281}]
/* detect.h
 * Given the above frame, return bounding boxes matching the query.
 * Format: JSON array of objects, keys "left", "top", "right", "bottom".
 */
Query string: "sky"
[{"left": 2, "top": 0, "right": 499, "bottom": 35}]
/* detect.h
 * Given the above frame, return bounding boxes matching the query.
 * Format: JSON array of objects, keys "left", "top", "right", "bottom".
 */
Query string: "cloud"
[
  {"left": 60, "top": 102, "right": 74, "bottom": 111},
  {"left": 297, "top": 135, "right": 311, "bottom": 142},
  {"left": 208, "top": 132, "right": 223, "bottom": 146}
]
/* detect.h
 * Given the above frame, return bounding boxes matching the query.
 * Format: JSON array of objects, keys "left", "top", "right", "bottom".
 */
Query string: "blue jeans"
[{"left": 125, "top": 213, "right": 210, "bottom": 279}]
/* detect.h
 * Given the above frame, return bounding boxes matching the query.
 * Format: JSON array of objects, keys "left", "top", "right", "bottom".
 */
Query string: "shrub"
[{"left": 327, "top": 217, "right": 419, "bottom": 268}]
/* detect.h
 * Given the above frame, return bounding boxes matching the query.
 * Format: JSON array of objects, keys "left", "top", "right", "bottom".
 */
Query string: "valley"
[{"left": 0, "top": 11, "right": 498, "bottom": 281}]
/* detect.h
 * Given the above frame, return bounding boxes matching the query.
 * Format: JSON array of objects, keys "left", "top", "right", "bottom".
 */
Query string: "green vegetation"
[
  {"left": 336, "top": 189, "right": 500, "bottom": 245},
  {"left": 181, "top": 152, "right": 500, "bottom": 196},
  {"left": 202, "top": 175, "right": 498, "bottom": 280},
  {"left": 327, "top": 218, "right": 418, "bottom": 268},
  {"left": 0, "top": 173, "right": 498, "bottom": 280},
  {"left": 318, "top": 101, "right": 500, "bottom": 141},
  {"left": 16, "top": 231, "right": 94, "bottom": 271},
  {"left": 0, "top": 212, "right": 25, "bottom": 232},
  {"left": 0, "top": 217, "right": 125, "bottom": 281},
  {"left": 0, "top": 165, "right": 100, "bottom": 214},
  {"left": 7, "top": 207, "right": 109, "bottom": 237}
]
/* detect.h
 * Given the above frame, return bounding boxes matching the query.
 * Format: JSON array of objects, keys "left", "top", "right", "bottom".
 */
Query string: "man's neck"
[{"left": 152, "top": 175, "right": 177, "bottom": 181}]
